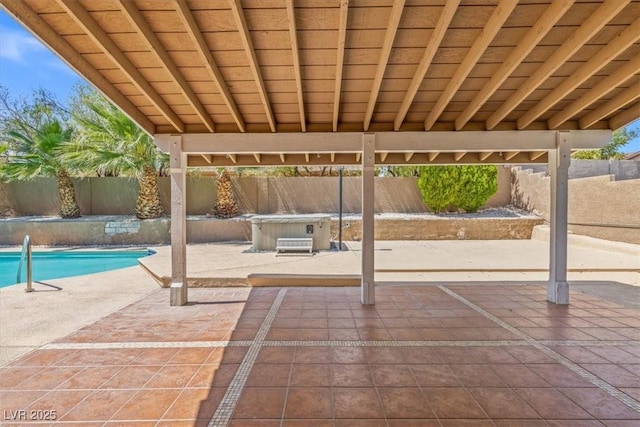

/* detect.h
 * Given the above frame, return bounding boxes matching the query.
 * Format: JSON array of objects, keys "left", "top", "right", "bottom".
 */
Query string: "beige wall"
[
  {"left": 1, "top": 168, "right": 512, "bottom": 217},
  {"left": 511, "top": 168, "right": 640, "bottom": 244}
]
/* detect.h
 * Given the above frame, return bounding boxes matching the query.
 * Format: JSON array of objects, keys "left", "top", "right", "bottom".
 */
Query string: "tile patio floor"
[{"left": 1, "top": 284, "right": 639, "bottom": 426}]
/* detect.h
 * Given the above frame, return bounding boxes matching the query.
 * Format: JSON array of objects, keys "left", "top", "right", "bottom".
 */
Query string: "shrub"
[{"left": 416, "top": 165, "right": 498, "bottom": 213}]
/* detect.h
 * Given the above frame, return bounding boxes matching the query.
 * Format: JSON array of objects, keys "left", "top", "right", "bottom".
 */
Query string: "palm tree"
[
  {"left": 1, "top": 120, "right": 81, "bottom": 218},
  {"left": 69, "top": 89, "right": 167, "bottom": 219}
]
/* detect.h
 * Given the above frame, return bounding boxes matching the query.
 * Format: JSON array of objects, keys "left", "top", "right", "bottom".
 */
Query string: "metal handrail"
[{"left": 16, "top": 235, "right": 33, "bottom": 292}]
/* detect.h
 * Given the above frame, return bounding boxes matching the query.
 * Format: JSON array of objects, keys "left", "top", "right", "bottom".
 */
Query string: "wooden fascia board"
[
  {"left": 286, "top": 1, "right": 306, "bottom": 132},
  {"left": 394, "top": 0, "right": 459, "bottom": 131},
  {"left": 117, "top": 0, "right": 214, "bottom": 133},
  {"left": 579, "top": 80, "right": 640, "bottom": 129},
  {"left": 518, "top": 16, "right": 640, "bottom": 129},
  {"left": 609, "top": 102, "right": 640, "bottom": 130},
  {"left": 550, "top": 54, "right": 640, "bottom": 129},
  {"left": 333, "top": 0, "right": 349, "bottom": 132},
  {"left": 57, "top": 0, "right": 184, "bottom": 133},
  {"left": 455, "top": 0, "right": 574, "bottom": 130},
  {"left": 424, "top": 0, "right": 519, "bottom": 130},
  {"left": 175, "top": 0, "right": 245, "bottom": 132},
  {"left": 486, "top": 0, "right": 629, "bottom": 130},
  {"left": 363, "top": 0, "right": 405, "bottom": 131},
  {"left": 230, "top": 0, "right": 276, "bottom": 132},
  {"left": 0, "top": 0, "right": 155, "bottom": 134}
]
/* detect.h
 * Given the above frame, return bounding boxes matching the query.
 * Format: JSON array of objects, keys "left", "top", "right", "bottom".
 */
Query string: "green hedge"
[{"left": 416, "top": 165, "right": 497, "bottom": 213}]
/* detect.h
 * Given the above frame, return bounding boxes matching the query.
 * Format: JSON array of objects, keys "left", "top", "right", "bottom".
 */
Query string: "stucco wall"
[
  {"left": 511, "top": 168, "right": 640, "bottom": 244},
  {"left": 1, "top": 167, "right": 511, "bottom": 216}
]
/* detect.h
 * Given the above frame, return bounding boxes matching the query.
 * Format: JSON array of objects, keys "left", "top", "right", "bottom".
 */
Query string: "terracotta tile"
[
  {"left": 60, "top": 389, "right": 136, "bottom": 421},
  {"left": 57, "top": 366, "right": 123, "bottom": 390},
  {"left": 290, "top": 363, "right": 331, "bottom": 387},
  {"left": 549, "top": 346, "right": 609, "bottom": 364},
  {"left": 435, "top": 347, "right": 473, "bottom": 363},
  {"left": 378, "top": 388, "right": 435, "bottom": 419},
  {"left": 515, "top": 388, "right": 592, "bottom": 419},
  {"left": 0, "top": 367, "right": 43, "bottom": 389},
  {"left": 162, "top": 387, "right": 225, "bottom": 420},
  {"left": 99, "top": 365, "right": 158, "bottom": 389},
  {"left": 331, "top": 364, "right": 374, "bottom": 387},
  {"left": 493, "top": 421, "right": 548, "bottom": 427},
  {"left": 234, "top": 387, "right": 286, "bottom": 419},
  {"left": 358, "top": 328, "right": 392, "bottom": 340},
  {"left": 331, "top": 347, "right": 368, "bottom": 364},
  {"left": 387, "top": 328, "right": 424, "bottom": 340},
  {"left": 219, "top": 347, "right": 249, "bottom": 364},
  {"left": 387, "top": 420, "right": 440, "bottom": 427},
  {"left": 256, "top": 347, "right": 295, "bottom": 364},
  {"left": 468, "top": 388, "right": 539, "bottom": 419},
  {"left": 293, "top": 347, "right": 331, "bottom": 364},
  {"left": 329, "top": 328, "right": 361, "bottom": 340},
  {"left": 620, "top": 388, "right": 640, "bottom": 400},
  {"left": 13, "top": 349, "right": 76, "bottom": 367},
  {"left": 546, "top": 421, "right": 604, "bottom": 426},
  {"left": 465, "top": 347, "right": 520, "bottom": 364},
  {"left": 210, "top": 363, "right": 240, "bottom": 388},
  {"left": 144, "top": 365, "right": 200, "bottom": 388},
  {"left": 559, "top": 387, "right": 640, "bottom": 420},
  {"left": 418, "top": 328, "right": 456, "bottom": 340},
  {"left": 229, "top": 420, "right": 281, "bottom": 426},
  {"left": 422, "top": 388, "right": 487, "bottom": 419},
  {"left": 0, "top": 390, "right": 47, "bottom": 413},
  {"left": 61, "top": 348, "right": 139, "bottom": 367},
  {"left": 439, "top": 421, "right": 494, "bottom": 427},
  {"left": 487, "top": 364, "right": 547, "bottom": 387},
  {"left": 247, "top": 363, "right": 291, "bottom": 387},
  {"left": 282, "top": 420, "right": 334, "bottom": 427},
  {"left": 580, "top": 364, "right": 640, "bottom": 387},
  {"left": 168, "top": 347, "right": 215, "bottom": 365},
  {"left": 527, "top": 364, "right": 596, "bottom": 388},
  {"left": 129, "top": 348, "right": 180, "bottom": 365},
  {"left": 411, "top": 364, "right": 460, "bottom": 387},
  {"left": 112, "top": 388, "right": 181, "bottom": 420},
  {"left": 284, "top": 387, "right": 332, "bottom": 419},
  {"left": 381, "top": 317, "right": 412, "bottom": 328},
  {"left": 365, "top": 347, "right": 404, "bottom": 364},
  {"left": 447, "top": 363, "right": 506, "bottom": 388},
  {"left": 401, "top": 348, "right": 443, "bottom": 364},
  {"left": 333, "top": 388, "right": 384, "bottom": 419},
  {"left": 584, "top": 346, "right": 640, "bottom": 364},
  {"left": 372, "top": 364, "right": 418, "bottom": 387}
]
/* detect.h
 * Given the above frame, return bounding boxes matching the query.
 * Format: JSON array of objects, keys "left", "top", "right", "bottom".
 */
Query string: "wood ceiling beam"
[
  {"left": 579, "top": 81, "right": 640, "bottom": 129},
  {"left": 305, "top": 153, "right": 310, "bottom": 163},
  {"left": 379, "top": 152, "right": 389, "bottom": 162},
  {"left": 478, "top": 152, "right": 493, "bottom": 162},
  {"left": 424, "top": 0, "right": 518, "bottom": 130},
  {"left": 333, "top": 0, "right": 349, "bottom": 132},
  {"left": 428, "top": 152, "right": 439, "bottom": 162},
  {"left": 394, "top": 0, "right": 459, "bottom": 131},
  {"left": 455, "top": 0, "right": 574, "bottom": 131},
  {"left": 228, "top": 154, "right": 237, "bottom": 164},
  {"left": 56, "top": 0, "right": 184, "bottom": 133},
  {"left": 609, "top": 101, "right": 640, "bottom": 130},
  {"left": 230, "top": 0, "right": 276, "bottom": 132},
  {"left": 529, "top": 151, "right": 546, "bottom": 161},
  {"left": 486, "top": 0, "right": 629, "bottom": 130},
  {"left": 117, "top": 0, "right": 214, "bottom": 133},
  {"left": 404, "top": 152, "right": 414, "bottom": 162},
  {"left": 253, "top": 153, "right": 261, "bottom": 163},
  {"left": 363, "top": 0, "right": 405, "bottom": 131},
  {"left": 175, "top": 0, "right": 245, "bottom": 132},
  {"left": 356, "top": 152, "right": 362, "bottom": 162},
  {"left": 201, "top": 154, "right": 213, "bottom": 164},
  {"left": 0, "top": 0, "right": 155, "bottom": 134},
  {"left": 331, "top": 153, "right": 336, "bottom": 163},
  {"left": 550, "top": 54, "right": 640, "bottom": 129},
  {"left": 286, "top": 0, "right": 306, "bottom": 132},
  {"left": 504, "top": 152, "right": 519, "bottom": 161},
  {"left": 518, "top": 16, "right": 640, "bottom": 129},
  {"left": 453, "top": 152, "right": 466, "bottom": 162},
  {"left": 279, "top": 153, "right": 286, "bottom": 163}
]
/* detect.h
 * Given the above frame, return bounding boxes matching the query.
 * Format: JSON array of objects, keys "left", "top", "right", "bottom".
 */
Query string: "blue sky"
[{"left": 1, "top": 9, "right": 639, "bottom": 153}]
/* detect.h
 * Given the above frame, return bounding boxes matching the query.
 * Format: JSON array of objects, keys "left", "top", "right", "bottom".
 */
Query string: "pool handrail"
[{"left": 16, "top": 235, "right": 33, "bottom": 292}]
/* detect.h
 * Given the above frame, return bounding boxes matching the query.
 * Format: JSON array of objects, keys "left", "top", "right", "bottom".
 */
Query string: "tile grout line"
[
  {"left": 437, "top": 285, "right": 640, "bottom": 413},
  {"left": 41, "top": 341, "right": 253, "bottom": 350},
  {"left": 208, "top": 288, "right": 288, "bottom": 427}
]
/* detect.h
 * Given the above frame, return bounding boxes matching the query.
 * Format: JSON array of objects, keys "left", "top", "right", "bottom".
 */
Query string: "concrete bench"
[{"left": 276, "top": 237, "right": 313, "bottom": 255}]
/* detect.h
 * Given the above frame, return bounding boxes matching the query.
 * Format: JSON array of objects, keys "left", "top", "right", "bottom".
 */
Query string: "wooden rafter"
[
  {"left": 230, "top": 0, "right": 276, "bottom": 132},
  {"left": 280, "top": 153, "right": 286, "bottom": 163},
  {"left": 404, "top": 152, "right": 414, "bottom": 162},
  {"left": 529, "top": 151, "right": 546, "bottom": 161},
  {"left": 175, "top": 0, "right": 245, "bottom": 132},
  {"left": 200, "top": 154, "right": 213, "bottom": 163},
  {"left": 286, "top": 0, "right": 306, "bottom": 132},
  {"left": 0, "top": 0, "right": 155, "bottom": 134},
  {"left": 253, "top": 153, "right": 261, "bottom": 163},
  {"left": 609, "top": 101, "right": 640, "bottom": 130},
  {"left": 333, "top": 0, "right": 349, "bottom": 132},
  {"left": 228, "top": 154, "right": 237, "bottom": 164},
  {"left": 549, "top": 54, "right": 640, "bottom": 129},
  {"left": 305, "top": 153, "right": 310, "bottom": 163},
  {"left": 453, "top": 152, "right": 466, "bottom": 162},
  {"left": 331, "top": 153, "right": 336, "bottom": 163},
  {"left": 117, "top": 0, "right": 214, "bottom": 133},
  {"left": 504, "top": 152, "right": 519, "bottom": 161},
  {"left": 379, "top": 152, "right": 389, "bottom": 162},
  {"left": 424, "top": 0, "right": 518, "bottom": 130},
  {"left": 455, "top": 0, "right": 574, "bottom": 130},
  {"left": 57, "top": 0, "right": 183, "bottom": 133},
  {"left": 487, "top": 0, "right": 629, "bottom": 130},
  {"left": 428, "top": 152, "right": 439, "bottom": 162},
  {"left": 356, "top": 152, "right": 362, "bottom": 162},
  {"left": 394, "top": 0, "right": 459, "bottom": 131},
  {"left": 478, "top": 152, "right": 493, "bottom": 162},
  {"left": 518, "top": 16, "right": 640, "bottom": 129},
  {"left": 579, "top": 81, "right": 640, "bottom": 129},
  {"left": 363, "top": 0, "right": 405, "bottom": 131}
]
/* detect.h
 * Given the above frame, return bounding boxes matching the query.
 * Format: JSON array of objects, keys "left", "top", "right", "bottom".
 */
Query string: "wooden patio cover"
[{"left": 2, "top": 0, "right": 638, "bottom": 306}]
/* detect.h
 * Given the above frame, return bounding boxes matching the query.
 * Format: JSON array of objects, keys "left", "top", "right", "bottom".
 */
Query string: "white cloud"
[{"left": 0, "top": 25, "right": 47, "bottom": 63}]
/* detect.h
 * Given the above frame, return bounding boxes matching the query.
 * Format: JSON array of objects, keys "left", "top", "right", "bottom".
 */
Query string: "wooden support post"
[
  {"left": 169, "top": 136, "right": 188, "bottom": 306},
  {"left": 361, "top": 133, "right": 375, "bottom": 305},
  {"left": 548, "top": 131, "right": 571, "bottom": 304}
]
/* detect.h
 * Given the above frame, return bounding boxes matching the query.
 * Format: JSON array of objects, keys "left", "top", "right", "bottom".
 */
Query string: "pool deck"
[{"left": 1, "top": 233, "right": 639, "bottom": 425}]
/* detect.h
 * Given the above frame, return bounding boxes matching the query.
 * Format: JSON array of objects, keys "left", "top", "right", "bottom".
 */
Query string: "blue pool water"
[{"left": 0, "top": 250, "right": 154, "bottom": 288}]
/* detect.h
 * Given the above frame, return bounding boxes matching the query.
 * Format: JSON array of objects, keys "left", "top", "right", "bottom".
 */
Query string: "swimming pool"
[{"left": 0, "top": 249, "right": 154, "bottom": 288}]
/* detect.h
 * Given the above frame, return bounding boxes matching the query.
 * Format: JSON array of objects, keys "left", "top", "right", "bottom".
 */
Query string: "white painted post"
[
  {"left": 169, "top": 136, "right": 188, "bottom": 306},
  {"left": 361, "top": 133, "right": 375, "bottom": 305},
  {"left": 548, "top": 131, "right": 571, "bottom": 304}
]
